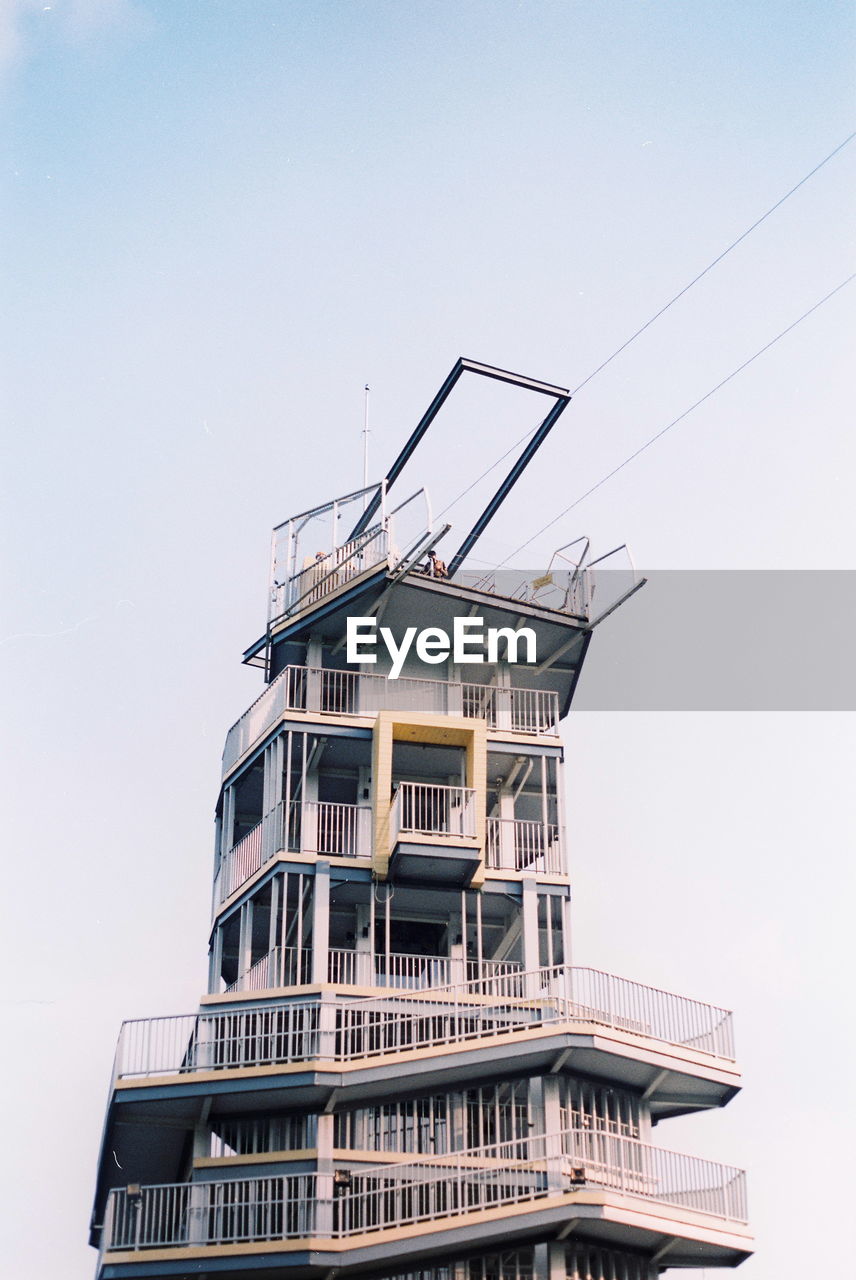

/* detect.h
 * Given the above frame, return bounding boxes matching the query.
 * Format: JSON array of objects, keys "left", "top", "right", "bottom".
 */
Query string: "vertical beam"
[
  {"left": 522, "top": 877, "right": 540, "bottom": 980},
  {"left": 312, "top": 861, "right": 330, "bottom": 983}
]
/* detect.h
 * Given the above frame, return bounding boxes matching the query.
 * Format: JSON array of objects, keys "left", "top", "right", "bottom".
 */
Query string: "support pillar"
[{"left": 312, "top": 860, "right": 330, "bottom": 983}]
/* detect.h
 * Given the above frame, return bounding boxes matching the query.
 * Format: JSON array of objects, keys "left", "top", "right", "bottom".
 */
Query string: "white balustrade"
[
  {"left": 486, "top": 817, "right": 565, "bottom": 874},
  {"left": 390, "top": 782, "right": 477, "bottom": 841},
  {"left": 223, "top": 666, "right": 560, "bottom": 774},
  {"left": 103, "top": 1126, "right": 746, "bottom": 1252},
  {"left": 114, "top": 963, "right": 735, "bottom": 1081}
]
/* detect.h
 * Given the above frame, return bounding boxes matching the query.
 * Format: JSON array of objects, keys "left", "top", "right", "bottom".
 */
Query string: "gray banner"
[{"left": 567, "top": 570, "right": 856, "bottom": 711}]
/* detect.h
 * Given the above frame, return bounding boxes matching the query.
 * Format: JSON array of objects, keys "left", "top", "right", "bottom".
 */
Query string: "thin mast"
[{"left": 362, "top": 383, "right": 370, "bottom": 509}]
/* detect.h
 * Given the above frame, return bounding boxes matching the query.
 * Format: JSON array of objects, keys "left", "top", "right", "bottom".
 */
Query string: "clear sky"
[{"left": 1, "top": 3, "right": 854, "bottom": 1277}]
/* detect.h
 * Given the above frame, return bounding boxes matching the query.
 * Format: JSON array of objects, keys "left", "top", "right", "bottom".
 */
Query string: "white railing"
[
  {"left": 271, "top": 527, "right": 390, "bottom": 624},
  {"left": 105, "top": 1174, "right": 317, "bottom": 1250},
  {"left": 113, "top": 963, "right": 735, "bottom": 1080},
  {"left": 222, "top": 666, "right": 560, "bottom": 774},
  {"left": 214, "top": 800, "right": 371, "bottom": 906},
  {"left": 213, "top": 822, "right": 264, "bottom": 904},
  {"left": 374, "top": 951, "right": 454, "bottom": 989},
  {"left": 224, "top": 949, "right": 520, "bottom": 994},
  {"left": 339, "top": 1127, "right": 747, "bottom": 1232},
  {"left": 225, "top": 946, "right": 312, "bottom": 994},
  {"left": 103, "top": 1127, "right": 746, "bottom": 1252},
  {"left": 302, "top": 801, "right": 372, "bottom": 858},
  {"left": 391, "top": 782, "right": 477, "bottom": 841},
  {"left": 486, "top": 818, "right": 565, "bottom": 874}
]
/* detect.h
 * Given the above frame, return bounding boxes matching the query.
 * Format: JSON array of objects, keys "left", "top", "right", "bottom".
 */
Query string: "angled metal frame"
[{"left": 347, "top": 358, "right": 571, "bottom": 573}]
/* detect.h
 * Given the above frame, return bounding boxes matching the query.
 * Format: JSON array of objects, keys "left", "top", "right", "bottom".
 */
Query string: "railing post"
[
  {"left": 305, "top": 664, "right": 322, "bottom": 712},
  {"left": 187, "top": 1180, "right": 207, "bottom": 1244},
  {"left": 447, "top": 679, "right": 463, "bottom": 716},
  {"left": 312, "top": 861, "right": 330, "bottom": 983},
  {"left": 317, "top": 991, "right": 336, "bottom": 1060},
  {"left": 315, "top": 1115, "right": 335, "bottom": 1237},
  {"left": 102, "top": 1190, "right": 116, "bottom": 1254}
]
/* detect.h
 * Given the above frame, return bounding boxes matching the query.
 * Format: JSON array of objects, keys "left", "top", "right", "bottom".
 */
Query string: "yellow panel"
[{"left": 371, "top": 710, "right": 487, "bottom": 883}]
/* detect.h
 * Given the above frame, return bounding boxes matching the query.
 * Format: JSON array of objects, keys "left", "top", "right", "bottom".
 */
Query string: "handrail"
[
  {"left": 222, "top": 665, "right": 560, "bottom": 775},
  {"left": 114, "top": 963, "right": 735, "bottom": 1080},
  {"left": 391, "top": 781, "right": 477, "bottom": 840},
  {"left": 486, "top": 817, "right": 565, "bottom": 874},
  {"left": 102, "top": 1126, "right": 746, "bottom": 1251}
]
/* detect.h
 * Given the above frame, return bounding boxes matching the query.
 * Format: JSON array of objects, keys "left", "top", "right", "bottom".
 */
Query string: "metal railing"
[
  {"left": 339, "top": 1127, "right": 747, "bottom": 1233},
  {"left": 114, "top": 962, "right": 734, "bottom": 1080},
  {"left": 103, "top": 1126, "right": 745, "bottom": 1252},
  {"left": 486, "top": 817, "right": 565, "bottom": 874},
  {"left": 213, "top": 821, "right": 264, "bottom": 903},
  {"left": 234, "top": 948, "right": 523, "bottom": 993},
  {"left": 225, "top": 946, "right": 312, "bottom": 994},
  {"left": 106, "top": 1174, "right": 317, "bottom": 1250},
  {"left": 214, "top": 800, "right": 371, "bottom": 906},
  {"left": 391, "top": 782, "right": 477, "bottom": 841},
  {"left": 567, "top": 967, "right": 734, "bottom": 1057},
  {"left": 373, "top": 951, "right": 454, "bottom": 989},
  {"left": 222, "top": 666, "right": 560, "bottom": 774},
  {"left": 303, "top": 801, "right": 372, "bottom": 857},
  {"left": 270, "top": 527, "right": 390, "bottom": 624}
]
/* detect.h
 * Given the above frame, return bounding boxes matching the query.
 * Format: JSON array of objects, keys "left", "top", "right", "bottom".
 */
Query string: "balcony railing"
[
  {"left": 222, "top": 665, "right": 560, "bottom": 774},
  {"left": 391, "top": 782, "right": 477, "bottom": 841},
  {"left": 486, "top": 817, "right": 565, "bottom": 874},
  {"left": 270, "top": 527, "right": 390, "bottom": 625},
  {"left": 214, "top": 800, "right": 372, "bottom": 905},
  {"left": 114, "top": 962, "right": 735, "bottom": 1080},
  {"left": 224, "top": 946, "right": 312, "bottom": 994},
  {"left": 102, "top": 1127, "right": 746, "bottom": 1253},
  {"left": 226, "top": 948, "right": 523, "bottom": 994}
]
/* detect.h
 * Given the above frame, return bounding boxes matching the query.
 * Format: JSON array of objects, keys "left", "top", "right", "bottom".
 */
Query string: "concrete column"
[{"left": 312, "top": 861, "right": 331, "bottom": 983}]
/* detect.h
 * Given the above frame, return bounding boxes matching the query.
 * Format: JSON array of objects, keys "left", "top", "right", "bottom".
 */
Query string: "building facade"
[{"left": 90, "top": 463, "right": 752, "bottom": 1280}]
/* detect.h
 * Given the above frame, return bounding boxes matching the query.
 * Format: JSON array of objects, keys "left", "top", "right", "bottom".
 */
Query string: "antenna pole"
[{"left": 362, "top": 384, "right": 370, "bottom": 509}]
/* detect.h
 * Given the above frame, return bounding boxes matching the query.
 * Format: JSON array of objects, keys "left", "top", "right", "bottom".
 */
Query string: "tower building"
[{"left": 90, "top": 362, "right": 752, "bottom": 1280}]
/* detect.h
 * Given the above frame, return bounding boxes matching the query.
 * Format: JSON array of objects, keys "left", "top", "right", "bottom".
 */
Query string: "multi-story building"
[{"left": 90, "top": 369, "right": 752, "bottom": 1280}]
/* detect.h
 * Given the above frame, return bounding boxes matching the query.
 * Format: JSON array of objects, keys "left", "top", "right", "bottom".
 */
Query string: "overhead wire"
[
  {"left": 434, "top": 129, "right": 856, "bottom": 524},
  {"left": 493, "top": 271, "right": 856, "bottom": 567}
]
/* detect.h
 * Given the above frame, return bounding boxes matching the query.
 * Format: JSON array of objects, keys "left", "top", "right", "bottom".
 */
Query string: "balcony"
[
  {"left": 389, "top": 782, "right": 480, "bottom": 887},
  {"left": 222, "top": 665, "right": 560, "bottom": 775},
  {"left": 214, "top": 800, "right": 372, "bottom": 905},
  {"left": 115, "top": 963, "right": 736, "bottom": 1082},
  {"left": 486, "top": 817, "right": 564, "bottom": 875},
  {"left": 100, "top": 1128, "right": 748, "bottom": 1266}
]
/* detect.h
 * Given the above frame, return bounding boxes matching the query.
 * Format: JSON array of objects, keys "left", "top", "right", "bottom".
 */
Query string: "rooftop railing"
[
  {"left": 270, "top": 526, "right": 390, "bottom": 626},
  {"left": 222, "top": 665, "right": 560, "bottom": 775},
  {"left": 102, "top": 1126, "right": 746, "bottom": 1253},
  {"left": 114, "top": 963, "right": 734, "bottom": 1080}
]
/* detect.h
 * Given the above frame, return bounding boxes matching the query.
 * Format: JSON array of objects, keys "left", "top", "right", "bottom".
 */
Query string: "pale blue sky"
[{"left": 2, "top": 3, "right": 854, "bottom": 1277}]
